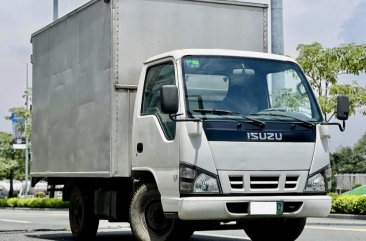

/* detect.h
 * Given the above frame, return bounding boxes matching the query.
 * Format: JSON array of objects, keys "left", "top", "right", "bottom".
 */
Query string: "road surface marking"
[
  {"left": 195, "top": 232, "right": 248, "bottom": 240},
  {"left": 306, "top": 225, "right": 366, "bottom": 232},
  {"left": 0, "top": 219, "right": 31, "bottom": 224}
]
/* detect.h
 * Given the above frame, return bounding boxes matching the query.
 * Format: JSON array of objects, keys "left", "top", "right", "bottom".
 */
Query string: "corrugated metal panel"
[
  {"left": 32, "top": 1, "right": 114, "bottom": 177},
  {"left": 116, "top": 0, "right": 268, "bottom": 85}
]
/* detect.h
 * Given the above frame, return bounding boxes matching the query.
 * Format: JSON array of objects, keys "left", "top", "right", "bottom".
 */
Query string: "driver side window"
[{"left": 142, "top": 62, "right": 176, "bottom": 140}]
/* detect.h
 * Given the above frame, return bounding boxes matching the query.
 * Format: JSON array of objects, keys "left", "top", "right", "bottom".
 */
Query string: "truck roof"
[{"left": 145, "top": 49, "right": 297, "bottom": 64}]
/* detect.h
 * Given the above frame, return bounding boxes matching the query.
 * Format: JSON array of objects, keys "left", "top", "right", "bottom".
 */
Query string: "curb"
[{"left": 328, "top": 213, "right": 366, "bottom": 220}]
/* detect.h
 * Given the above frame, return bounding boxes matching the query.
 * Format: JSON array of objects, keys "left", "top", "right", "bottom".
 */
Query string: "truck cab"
[{"left": 130, "top": 49, "right": 347, "bottom": 241}]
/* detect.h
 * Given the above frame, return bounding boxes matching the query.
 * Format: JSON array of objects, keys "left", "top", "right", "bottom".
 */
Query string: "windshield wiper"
[
  {"left": 192, "top": 109, "right": 265, "bottom": 128},
  {"left": 249, "top": 112, "right": 315, "bottom": 128}
]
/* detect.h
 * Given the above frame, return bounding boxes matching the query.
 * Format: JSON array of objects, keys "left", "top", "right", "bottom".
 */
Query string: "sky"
[{"left": 0, "top": 0, "right": 365, "bottom": 152}]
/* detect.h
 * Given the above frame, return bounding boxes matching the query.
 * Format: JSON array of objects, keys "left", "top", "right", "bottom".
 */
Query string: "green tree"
[
  {"left": 296, "top": 42, "right": 366, "bottom": 120},
  {"left": 1, "top": 88, "right": 31, "bottom": 196},
  {"left": 0, "top": 132, "right": 25, "bottom": 197},
  {"left": 331, "top": 133, "right": 366, "bottom": 174}
]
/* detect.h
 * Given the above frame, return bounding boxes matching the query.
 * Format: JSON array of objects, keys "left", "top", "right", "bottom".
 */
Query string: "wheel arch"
[
  {"left": 62, "top": 178, "right": 94, "bottom": 201},
  {"left": 132, "top": 168, "right": 159, "bottom": 193}
]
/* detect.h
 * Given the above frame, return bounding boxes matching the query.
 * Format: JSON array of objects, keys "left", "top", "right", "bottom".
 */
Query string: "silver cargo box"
[{"left": 31, "top": 0, "right": 269, "bottom": 178}]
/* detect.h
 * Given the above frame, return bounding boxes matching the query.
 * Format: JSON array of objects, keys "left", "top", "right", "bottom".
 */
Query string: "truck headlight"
[
  {"left": 180, "top": 163, "right": 221, "bottom": 194},
  {"left": 305, "top": 166, "right": 331, "bottom": 192},
  {"left": 194, "top": 173, "right": 220, "bottom": 193}
]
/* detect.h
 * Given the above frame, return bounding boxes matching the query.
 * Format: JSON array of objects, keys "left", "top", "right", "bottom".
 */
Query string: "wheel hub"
[
  {"left": 145, "top": 201, "right": 170, "bottom": 234},
  {"left": 73, "top": 199, "right": 83, "bottom": 226}
]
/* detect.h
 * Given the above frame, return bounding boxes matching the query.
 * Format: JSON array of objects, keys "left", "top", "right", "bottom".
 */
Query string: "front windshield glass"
[{"left": 182, "top": 56, "right": 323, "bottom": 122}]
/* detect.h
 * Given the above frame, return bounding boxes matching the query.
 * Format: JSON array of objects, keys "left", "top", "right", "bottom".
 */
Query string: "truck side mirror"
[
  {"left": 336, "top": 95, "right": 350, "bottom": 121},
  {"left": 161, "top": 85, "right": 178, "bottom": 114}
]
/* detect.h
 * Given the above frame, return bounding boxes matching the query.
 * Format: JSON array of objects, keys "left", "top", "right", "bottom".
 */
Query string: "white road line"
[
  {"left": 194, "top": 232, "right": 248, "bottom": 240},
  {"left": 306, "top": 225, "right": 366, "bottom": 232},
  {"left": 0, "top": 219, "right": 31, "bottom": 224}
]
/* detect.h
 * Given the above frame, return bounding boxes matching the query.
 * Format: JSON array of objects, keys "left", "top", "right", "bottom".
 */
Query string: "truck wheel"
[
  {"left": 69, "top": 186, "right": 99, "bottom": 241},
  {"left": 243, "top": 218, "right": 306, "bottom": 241},
  {"left": 129, "top": 183, "right": 193, "bottom": 241}
]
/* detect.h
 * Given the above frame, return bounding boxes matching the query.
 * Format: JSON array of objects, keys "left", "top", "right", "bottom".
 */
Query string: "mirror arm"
[
  {"left": 326, "top": 112, "right": 335, "bottom": 122},
  {"left": 323, "top": 120, "right": 346, "bottom": 132},
  {"left": 169, "top": 113, "right": 202, "bottom": 122}
]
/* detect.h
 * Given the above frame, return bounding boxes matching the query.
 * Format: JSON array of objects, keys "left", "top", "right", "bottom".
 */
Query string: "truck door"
[{"left": 132, "top": 59, "right": 179, "bottom": 197}]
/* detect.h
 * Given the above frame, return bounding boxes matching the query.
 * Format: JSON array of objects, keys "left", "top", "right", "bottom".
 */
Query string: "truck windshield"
[{"left": 182, "top": 56, "right": 323, "bottom": 123}]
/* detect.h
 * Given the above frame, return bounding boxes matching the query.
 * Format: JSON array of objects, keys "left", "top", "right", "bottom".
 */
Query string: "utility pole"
[
  {"left": 271, "top": 0, "right": 285, "bottom": 99},
  {"left": 271, "top": 0, "right": 284, "bottom": 55},
  {"left": 23, "top": 64, "right": 29, "bottom": 196},
  {"left": 53, "top": 0, "right": 59, "bottom": 21},
  {"left": 48, "top": 0, "right": 58, "bottom": 197}
]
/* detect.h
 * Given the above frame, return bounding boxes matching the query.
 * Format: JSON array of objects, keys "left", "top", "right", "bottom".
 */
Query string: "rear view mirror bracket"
[
  {"left": 169, "top": 113, "right": 201, "bottom": 122},
  {"left": 323, "top": 121, "right": 346, "bottom": 132}
]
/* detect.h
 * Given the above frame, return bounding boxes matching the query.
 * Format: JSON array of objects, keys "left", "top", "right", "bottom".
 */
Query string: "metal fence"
[
  {"left": 335, "top": 174, "right": 366, "bottom": 192},
  {"left": 0, "top": 180, "right": 47, "bottom": 197}
]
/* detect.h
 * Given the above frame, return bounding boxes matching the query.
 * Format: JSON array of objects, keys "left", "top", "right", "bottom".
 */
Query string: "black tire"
[
  {"left": 69, "top": 186, "right": 99, "bottom": 241},
  {"left": 129, "top": 183, "right": 193, "bottom": 241},
  {"left": 243, "top": 218, "right": 306, "bottom": 241}
]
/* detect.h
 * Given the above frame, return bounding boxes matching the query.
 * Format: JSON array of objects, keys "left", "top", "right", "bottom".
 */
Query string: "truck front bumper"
[{"left": 176, "top": 195, "right": 331, "bottom": 220}]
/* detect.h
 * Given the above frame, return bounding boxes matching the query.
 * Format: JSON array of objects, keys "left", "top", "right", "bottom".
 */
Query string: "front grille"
[
  {"left": 285, "top": 176, "right": 299, "bottom": 189},
  {"left": 220, "top": 171, "right": 305, "bottom": 193},
  {"left": 250, "top": 176, "right": 279, "bottom": 189},
  {"left": 229, "top": 176, "right": 244, "bottom": 189}
]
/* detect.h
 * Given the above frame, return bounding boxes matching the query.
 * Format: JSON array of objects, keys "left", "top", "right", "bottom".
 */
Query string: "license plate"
[{"left": 249, "top": 201, "right": 283, "bottom": 215}]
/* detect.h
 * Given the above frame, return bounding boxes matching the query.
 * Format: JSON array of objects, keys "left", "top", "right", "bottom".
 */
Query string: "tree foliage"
[
  {"left": 296, "top": 42, "right": 366, "bottom": 120},
  {"left": 0, "top": 132, "right": 25, "bottom": 180},
  {"left": 331, "top": 132, "right": 366, "bottom": 174},
  {"left": 1, "top": 89, "right": 31, "bottom": 197}
]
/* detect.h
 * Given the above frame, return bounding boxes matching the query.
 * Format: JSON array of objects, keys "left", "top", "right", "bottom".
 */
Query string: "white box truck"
[{"left": 31, "top": 1, "right": 349, "bottom": 241}]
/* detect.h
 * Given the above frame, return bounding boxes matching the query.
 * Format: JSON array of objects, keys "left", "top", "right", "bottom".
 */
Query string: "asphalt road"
[{"left": 0, "top": 209, "right": 366, "bottom": 241}]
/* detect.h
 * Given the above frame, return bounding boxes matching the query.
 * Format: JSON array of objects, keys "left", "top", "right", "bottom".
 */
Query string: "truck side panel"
[{"left": 32, "top": 1, "right": 114, "bottom": 177}]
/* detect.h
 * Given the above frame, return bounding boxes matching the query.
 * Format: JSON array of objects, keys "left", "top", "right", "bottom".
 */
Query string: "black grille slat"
[
  {"left": 229, "top": 176, "right": 244, "bottom": 189},
  {"left": 285, "top": 176, "right": 299, "bottom": 189},
  {"left": 251, "top": 184, "right": 278, "bottom": 189},
  {"left": 250, "top": 176, "right": 279, "bottom": 189},
  {"left": 250, "top": 176, "right": 279, "bottom": 182},
  {"left": 286, "top": 176, "right": 298, "bottom": 181}
]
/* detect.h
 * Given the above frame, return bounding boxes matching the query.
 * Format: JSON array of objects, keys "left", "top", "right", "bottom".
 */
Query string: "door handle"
[{"left": 137, "top": 143, "right": 143, "bottom": 153}]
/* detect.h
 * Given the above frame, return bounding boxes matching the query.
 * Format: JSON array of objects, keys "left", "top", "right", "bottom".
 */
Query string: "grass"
[{"left": 343, "top": 185, "right": 366, "bottom": 196}]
